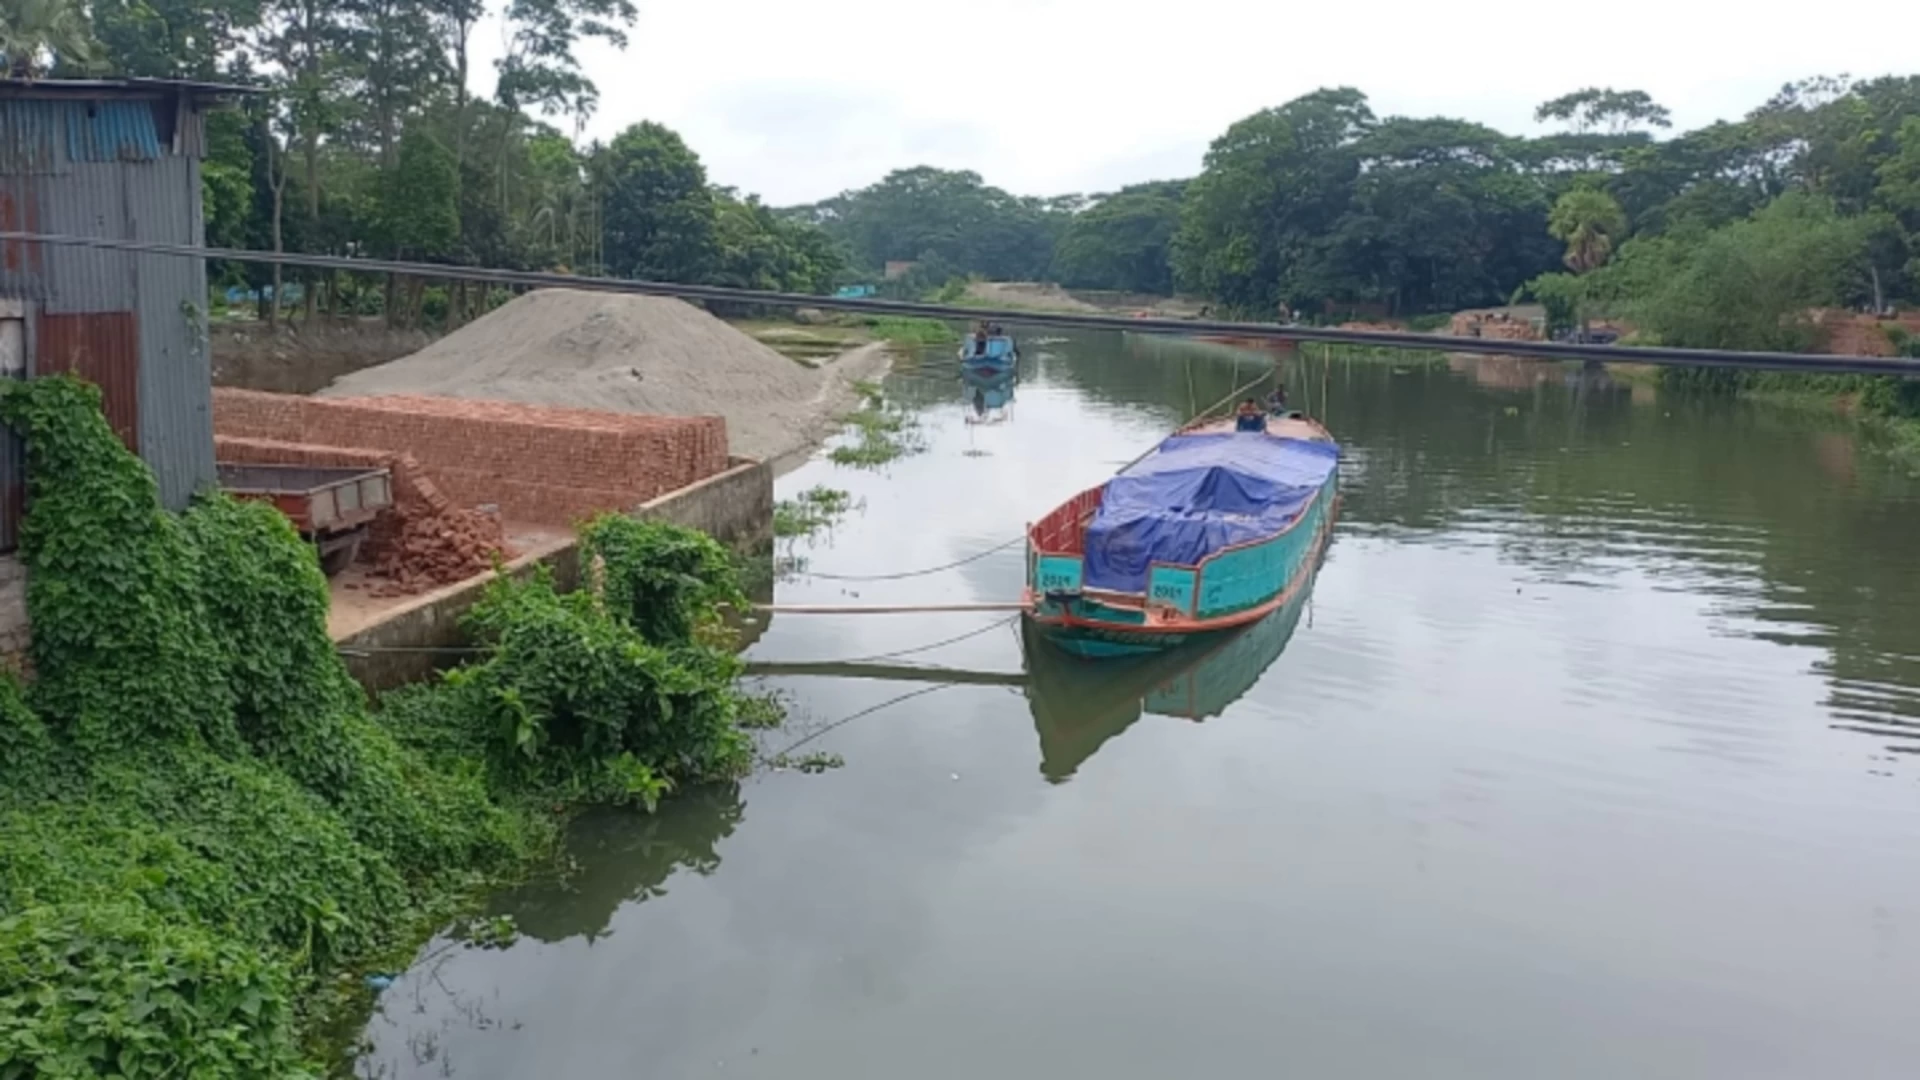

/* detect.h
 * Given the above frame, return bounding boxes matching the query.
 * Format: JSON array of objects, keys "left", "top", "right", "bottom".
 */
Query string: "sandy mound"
[
  {"left": 963, "top": 281, "right": 1106, "bottom": 314},
  {"left": 322, "top": 289, "right": 880, "bottom": 463}
]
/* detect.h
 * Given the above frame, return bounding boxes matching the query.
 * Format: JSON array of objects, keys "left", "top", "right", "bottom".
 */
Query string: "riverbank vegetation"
[
  {"left": 830, "top": 385, "right": 926, "bottom": 469},
  {"left": 0, "top": 377, "right": 769, "bottom": 1076},
  {"left": 774, "top": 486, "right": 857, "bottom": 539}
]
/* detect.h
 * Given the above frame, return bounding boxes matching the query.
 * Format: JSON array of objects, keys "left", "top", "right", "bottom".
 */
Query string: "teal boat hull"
[{"left": 1028, "top": 465, "right": 1338, "bottom": 659}]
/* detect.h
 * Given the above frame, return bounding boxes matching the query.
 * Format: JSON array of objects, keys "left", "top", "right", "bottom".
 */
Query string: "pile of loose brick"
[
  {"left": 216, "top": 436, "right": 506, "bottom": 594},
  {"left": 211, "top": 388, "right": 733, "bottom": 596},
  {"left": 1450, "top": 311, "right": 1542, "bottom": 341}
]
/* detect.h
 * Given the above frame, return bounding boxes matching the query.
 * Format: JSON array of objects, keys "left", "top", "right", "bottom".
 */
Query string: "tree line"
[
  {"left": 3, "top": 5, "right": 1917, "bottom": 341},
  {"left": 5, "top": 0, "right": 849, "bottom": 327},
  {"left": 769, "top": 77, "right": 1920, "bottom": 339}
]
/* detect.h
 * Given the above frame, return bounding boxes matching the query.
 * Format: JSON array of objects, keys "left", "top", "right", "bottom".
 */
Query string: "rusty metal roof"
[{"left": 1, "top": 100, "right": 161, "bottom": 169}]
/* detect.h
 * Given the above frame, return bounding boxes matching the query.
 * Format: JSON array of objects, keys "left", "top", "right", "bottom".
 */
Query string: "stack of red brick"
[
  {"left": 213, "top": 390, "right": 729, "bottom": 526},
  {"left": 210, "top": 389, "right": 734, "bottom": 594},
  {"left": 215, "top": 436, "right": 506, "bottom": 593},
  {"left": 1450, "top": 311, "right": 1542, "bottom": 341}
]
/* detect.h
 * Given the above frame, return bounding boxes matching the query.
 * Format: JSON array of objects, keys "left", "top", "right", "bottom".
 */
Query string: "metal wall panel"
[
  {"left": 128, "top": 154, "right": 213, "bottom": 510},
  {"left": 36, "top": 312, "right": 140, "bottom": 452},
  {"left": 67, "top": 101, "right": 163, "bottom": 163},
  {"left": 40, "top": 163, "right": 134, "bottom": 314},
  {"left": 179, "top": 105, "right": 207, "bottom": 160},
  {"left": 0, "top": 101, "right": 65, "bottom": 173},
  {"left": 0, "top": 175, "right": 47, "bottom": 300}
]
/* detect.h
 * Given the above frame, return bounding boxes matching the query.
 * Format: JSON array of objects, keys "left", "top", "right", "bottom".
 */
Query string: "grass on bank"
[
  {"left": 0, "top": 376, "right": 774, "bottom": 1078},
  {"left": 828, "top": 385, "right": 926, "bottom": 469},
  {"left": 774, "top": 486, "right": 857, "bottom": 539}
]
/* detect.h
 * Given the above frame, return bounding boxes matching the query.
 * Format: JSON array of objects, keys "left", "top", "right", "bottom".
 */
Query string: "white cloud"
[{"left": 468, "top": 0, "right": 1918, "bottom": 205}]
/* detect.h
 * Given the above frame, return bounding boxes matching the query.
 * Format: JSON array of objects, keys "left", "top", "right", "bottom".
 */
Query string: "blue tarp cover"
[{"left": 1082, "top": 433, "right": 1340, "bottom": 594}]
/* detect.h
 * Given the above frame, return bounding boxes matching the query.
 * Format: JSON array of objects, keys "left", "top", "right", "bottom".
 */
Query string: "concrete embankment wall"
[
  {"left": 334, "top": 457, "right": 773, "bottom": 691},
  {"left": 212, "top": 320, "right": 433, "bottom": 394}
]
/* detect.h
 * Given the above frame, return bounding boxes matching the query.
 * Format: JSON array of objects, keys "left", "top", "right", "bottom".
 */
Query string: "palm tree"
[
  {"left": 0, "top": 0, "right": 106, "bottom": 78},
  {"left": 1547, "top": 187, "right": 1629, "bottom": 339},
  {"left": 1548, "top": 187, "right": 1629, "bottom": 275}
]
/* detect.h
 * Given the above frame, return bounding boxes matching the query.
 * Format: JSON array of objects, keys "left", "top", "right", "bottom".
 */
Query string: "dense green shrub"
[
  {"left": 581, "top": 514, "right": 746, "bottom": 644},
  {"left": 0, "top": 375, "right": 764, "bottom": 1076},
  {"left": 0, "top": 904, "right": 313, "bottom": 1079},
  {"left": 0, "top": 377, "right": 232, "bottom": 754},
  {"left": 422, "top": 560, "right": 752, "bottom": 810},
  {"left": 181, "top": 494, "right": 525, "bottom": 879}
]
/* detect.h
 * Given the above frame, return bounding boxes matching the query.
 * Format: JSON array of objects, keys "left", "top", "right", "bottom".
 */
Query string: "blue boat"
[
  {"left": 959, "top": 331, "right": 1018, "bottom": 379},
  {"left": 1024, "top": 413, "right": 1340, "bottom": 659}
]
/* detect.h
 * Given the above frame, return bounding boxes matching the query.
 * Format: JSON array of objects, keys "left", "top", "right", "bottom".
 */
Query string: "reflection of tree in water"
[
  {"left": 1315, "top": 353, "right": 1920, "bottom": 756},
  {"left": 491, "top": 784, "right": 746, "bottom": 944}
]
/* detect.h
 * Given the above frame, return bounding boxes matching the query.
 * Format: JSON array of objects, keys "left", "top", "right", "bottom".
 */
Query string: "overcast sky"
[{"left": 471, "top": 0, "right": 1916, "bottom": 206}]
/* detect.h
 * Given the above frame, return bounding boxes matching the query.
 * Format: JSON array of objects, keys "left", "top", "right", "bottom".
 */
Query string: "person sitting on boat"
[
  {"left": 1234, "top": 399, "right": 1268, "bottom": 433},
  {"left": 1266, "top": 383, "right": 1288, "bottom": 414},
  {"left": 969, "top": 324, "right": 990, "bottom": 358}
]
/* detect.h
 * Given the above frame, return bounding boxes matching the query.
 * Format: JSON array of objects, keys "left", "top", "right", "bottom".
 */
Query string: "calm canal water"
[{"left": 357, "top": 332, "right": 1920, "bottom": 1079}]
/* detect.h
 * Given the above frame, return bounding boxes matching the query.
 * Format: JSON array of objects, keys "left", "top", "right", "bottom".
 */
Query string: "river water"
[{"left": 357, "top": 332, "right": 1920, "bottom": 1079}]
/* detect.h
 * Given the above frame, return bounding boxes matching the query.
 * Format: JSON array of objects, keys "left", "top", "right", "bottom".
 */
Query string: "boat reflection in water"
[
  {"left": 746, "top": 554, "right": 1321, "bottom": 781},
  {"left": 961, "top": 363, "right": 1017, "bottom": 423},
  {"left": 1023, "top": 555, "right": 1317, "bottom": 781}
]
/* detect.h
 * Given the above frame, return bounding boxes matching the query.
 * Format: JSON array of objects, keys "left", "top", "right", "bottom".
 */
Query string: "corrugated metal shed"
[
  {"left": 128, "top": 154, "right": 213, "bottom": 506},
  {"left": 70, "top": 101, "right": 167, "bottom": 163},
  {"left": 0, "top": 80, "right": 245, "bottom": 550}
]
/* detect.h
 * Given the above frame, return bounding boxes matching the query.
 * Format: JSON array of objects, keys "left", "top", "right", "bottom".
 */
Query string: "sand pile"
[{"left": 323, "top": 289, "right": 877, "bottom": 463}]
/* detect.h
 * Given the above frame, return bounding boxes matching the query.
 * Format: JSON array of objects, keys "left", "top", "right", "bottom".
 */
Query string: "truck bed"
[{"left": 216, "top": 462, "right": 394, "bottom": 534}]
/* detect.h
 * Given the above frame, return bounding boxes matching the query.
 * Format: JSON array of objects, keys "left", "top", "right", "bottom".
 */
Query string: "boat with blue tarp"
[{"left": 1024, "top": 412, "right": 1340, "bottom": 658}]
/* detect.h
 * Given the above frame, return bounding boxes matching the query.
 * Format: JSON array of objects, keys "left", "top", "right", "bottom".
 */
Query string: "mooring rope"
[
  {"left": 797, "top": 534, "right": 1027, "bottom": 581},
  {"left": 750, "top": 613, "right": 1021, "bottom": 667}
]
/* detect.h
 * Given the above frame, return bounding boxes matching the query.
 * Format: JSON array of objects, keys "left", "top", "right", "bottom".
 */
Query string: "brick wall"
[{"left": 213, "top": 390, "right": 730, "bottom": 527}]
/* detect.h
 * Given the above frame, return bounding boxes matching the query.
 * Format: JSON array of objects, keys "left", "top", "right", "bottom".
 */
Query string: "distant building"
[{"left": 0, "top": 77, "right": 253, "bottom": 552}]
